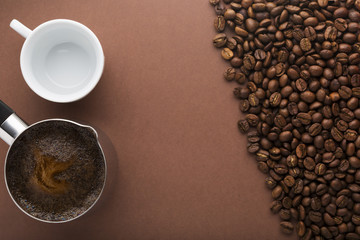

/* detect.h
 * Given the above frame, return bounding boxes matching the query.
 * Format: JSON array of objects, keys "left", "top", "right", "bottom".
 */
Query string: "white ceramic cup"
[{"left": 10, "top": 19, "right": 104, "bottom": 103}]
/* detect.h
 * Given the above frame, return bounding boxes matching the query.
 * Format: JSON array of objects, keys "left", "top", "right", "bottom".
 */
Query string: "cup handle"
[
  {"left": 10, "top": 19, "right": 32, "bottom": 39},
  {"left": 0, "top": 100, "right": 28, "bottom": 145}
]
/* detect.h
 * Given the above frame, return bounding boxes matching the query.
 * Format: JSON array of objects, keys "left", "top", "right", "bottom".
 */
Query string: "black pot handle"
[
  {"left": 0, "top": 100, "right": 28, "bottom": 145},
  {"left": 0, "top": 100, "right": 15, "bottom": 125}
]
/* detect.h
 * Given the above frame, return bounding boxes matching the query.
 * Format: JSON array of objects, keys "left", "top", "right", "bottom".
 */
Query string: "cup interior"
[{"left": 21, "top": 20, "right": 104, "bottom": 102}]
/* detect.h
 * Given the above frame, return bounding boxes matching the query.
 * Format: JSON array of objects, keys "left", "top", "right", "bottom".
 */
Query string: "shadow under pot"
[{"left": 0, "top": 100, "right": 106, "bottom": 223}]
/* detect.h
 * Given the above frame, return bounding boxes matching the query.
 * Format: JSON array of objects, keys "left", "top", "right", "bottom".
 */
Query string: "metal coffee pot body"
[{"left": 0, "top": 100, "right": 106, "bottom": 223}]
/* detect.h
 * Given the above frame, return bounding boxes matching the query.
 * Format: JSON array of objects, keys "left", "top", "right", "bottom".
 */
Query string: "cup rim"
[{"left": 20, "top": 19, "right": 105, "bottom": 103}]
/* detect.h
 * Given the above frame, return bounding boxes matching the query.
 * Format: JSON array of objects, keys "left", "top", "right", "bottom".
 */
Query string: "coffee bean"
[
  {"left": 350, "top": 184, "right": 360, "bottom": 193},
  {"left": 309, "top": 65, "right": 324, "bottom": 77},
  {"left": 300, "top": 38, "right": 312, "bottom": 51},
  {"left": 304, "top": 26, "right": 317, "bottom": 41},
  {"left": 272, "top": 185, "right": 283, "bottom": 199},
  {"left": 279, "top": 208, "right": 291, "bottom": 220},
  {"left": 280, "top": 221, "right": 294, "bottom": 234},
  {"left": 296, "top": 79, "right": 307, "bottom": 92},
  {"left": 221, "top": 48, "right": 234, "bottom": 60},
  {"left": 334, "top": 7, "right": 349, "bottom": 18},
  {"left": 239, "top": 99, "right": 249, "bottom": 112},
  {"left": 297, "top": 113, "right": 312, "bottom": 125},
  {"left": 335, "top": 18, "right": 348, "bottom": 32},
  {"left": 213, "top": 33, "right": 227, "bottom": 48},
  {"left": 318, "top": 0, "right": 328, "bottom": 7},
  {"left": 209, "top": 0, "right": 219, "bottom": 6},
  {"left": 235, "top": 26, "right": 248, "bottom": 37},
  {"left": 274, "top": 164, "right": 288, "bottom": 175},
  {"left": 309, "top": 211, "right": 322, "bottom": 223},
  {"left": 237, "top": 119, "right": 250, "bottom": 134},
  {"left": 265, "top": 177, "right": 277, "bottom": 189},
  {"left": 345, "top": 129, "right": 358, "bottom": 141},
  {"left": 346, "top": 233, "right": 360, "bottom": 240},
  {"left": 296, "top": 143, "right": 306, "bottom": 158},
  {"left": 304, "top": 17, "right": 318, "bottom": 26},
  {"left": 211, "top": 0, "right": 360, "bottom": 237},
  {"left": 297, "top": 221, "right": 306, "bottom": 237},
  {"left": 321, "top": 226, "right": 333, "bottom": 239},
  {"left": 245, "top": 18, "right": 259, "bottom": 33},
  {"left": 224, "top": 9, "right": 236, "bottom": 20},
  {"left": 316, "top": 184, "right": 328, "bottom": 196},
  {"left": 332, "top": 127, "right": 344, "bottom": 142},
  {"left": 294, "top": 179, "right": 304, "bottom": 194},
  {"left": 247, "top": 143, "right": 259, "bottom": 153},
  {"left": 245, "top": 114, "right": 259, "bottom": 127},
  {"left": 269, "top": 92, "right": 281, "bottom": 107},
  {"left": 325, "top": 26, "right": 338, "bottom": 41},
  {"left": 309, "top": 123, "right": 322, "bottom": 137},
  {"left": 315, "top": 163, "right": 326, "bottom": 175},
  {"left": 258, "top": 162, "right": 269, "bottom": 174},
  {"left": 243, "top": 54, "right": 255, "bottom": 70},
  {"left": 214, "top": 15, "right": 225, "bottom": 32},
  {"left": 224, "top": 67, "right": 236, "bottom": 81},
  {"left": 283, "top": 175, "right": 294, "bottom": 187},
  {"left": 344, "top": 33, "right": 357, "bottom": 44},
  {"left": 286, "top": 155, "right": 298, "bottom": 168},
  {"left": 304, "top": 157, "right": 316, "bottom": 171},
  {"left": 337, "top": 195, "right": 350, "bottom": 208},
  {"left": 214, "top": 3, "right": 225, "bottom": 15}
]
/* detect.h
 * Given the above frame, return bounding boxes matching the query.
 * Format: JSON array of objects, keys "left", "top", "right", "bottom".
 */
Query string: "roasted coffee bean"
[
  {"left": 316, "top": 184, "right": 328, "bottom": 196},
  {"left": 224, "top": 9, "right": 235, "bottom": 20},
  {"left": 269, "top": 92, "right": 281, "bottom": 107},
  {"left": 224, "top": 67, "right": 236, "bottom": 81},
  {"left": 309, "top": 123, "right": 322, "bottom": 137},
  {"left": 297, "top": 113, "right": 312, "bottom": 125},
  {"left": 214, "top": 15, "right": 225, "bottom": 32},
  {"left": 243, "top": 55, "right": 255, "bottom": 70},
  {"left": 221, "top": 48, "right": 233, "bottom": 60},
  {"left": 296, "top": 78, "right": 307, "bottom": 92},
  {"left": 294, "top": 179, "right": 304, "bottom": 194},
  {"left": 309, "top": 65, "right": 324, "bottom": 77},
  {"left": 213, "top": 33, "right": 227, "bottom": 48},
  {"left": 280, "top": 221, "right": 294, "bottom": 234},
  {"left": 300, "top": 38, "right": 312, "bottom": 52},
  {"left": 258, "top": 162, "right": 269, "bottom": 174},
  {"left": 265, "top": 177, "right": 277, "bottom": 191},
  {"left": 284, "top": 175, "right": 295, "bottom": 187},
  {"left": 246, "top": 114, "right": 259, "bottom": 127},
  {"left": 315, "top": 163, "right": 326, "bottom": 175},
  {"left": 274, "top": 164, "right": 288, "bottom": 175},
  {"left": 346, "top": 233, "right": 360, "bottom": 240},
  {"left": 337, "top": 195, "right": 350, "bottom": 208},
  {"left": 245, "top": 18, "right": 258, "bottom": 33},
  {"left": 286, "top": 155, "right": 298, "bottom": 167},
  {"left": 296, "top": 144, "right": 306, "bottom": 159},
  {"left": 237, "top": 119, "right": 250, "bottom": 133},
  {"left": 309, "top": 211, "right": 322, "bottom": 223},
  {"left": 279, "top": 208, "right": 291, "bottom": 220},
  {"left": 209, "top": 0, "right": 219, "bottom": 6},
  {"left": 239, "top": 100, "right": 250, "bottom": 112},
  {"left": 211, "top": 0, "right": 360, "bottom": 237},
  {"left": 272, "top": 185, "right": 283, "bottom": 199}
]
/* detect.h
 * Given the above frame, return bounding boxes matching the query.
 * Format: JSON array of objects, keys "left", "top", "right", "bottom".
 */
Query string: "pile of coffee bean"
[{"left": 210, "top": 0, "right": 360, "bottom": 239}]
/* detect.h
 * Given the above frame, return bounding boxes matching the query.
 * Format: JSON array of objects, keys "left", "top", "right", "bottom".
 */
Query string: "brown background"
[{"left": 0, "top": 0, "right": 291, "bottom": 239}]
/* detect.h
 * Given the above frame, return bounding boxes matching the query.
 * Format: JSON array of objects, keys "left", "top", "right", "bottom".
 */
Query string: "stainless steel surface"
[
  {"left": 0, "top": 114, "right": 28, "bottom": 145},
  {"left": 2, "top": 118, "right": 106, "bottom": 223}
]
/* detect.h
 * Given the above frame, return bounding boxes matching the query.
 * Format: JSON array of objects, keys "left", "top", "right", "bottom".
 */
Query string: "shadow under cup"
[{"left": 20, "top": 20, "right": 104, "bottom": 102}]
